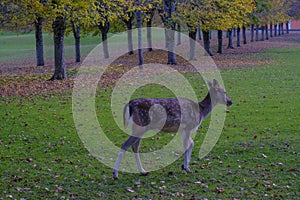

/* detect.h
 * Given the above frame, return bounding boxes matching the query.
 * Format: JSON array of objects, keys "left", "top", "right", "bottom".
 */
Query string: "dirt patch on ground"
[{"left": 0, "top": 32, "right": 300, "bottom": 97}]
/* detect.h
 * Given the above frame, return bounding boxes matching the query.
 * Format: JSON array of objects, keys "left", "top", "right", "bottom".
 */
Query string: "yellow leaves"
[{"left": 175, "top": 0, "right": 256, "bottom": 31}]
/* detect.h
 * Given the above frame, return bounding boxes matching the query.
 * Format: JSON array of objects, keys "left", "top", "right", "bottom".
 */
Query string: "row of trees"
[{"left": 0, "top": 0, "right": 299, "bottom": 80}]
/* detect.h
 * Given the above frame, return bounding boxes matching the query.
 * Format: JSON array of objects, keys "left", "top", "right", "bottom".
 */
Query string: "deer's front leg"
[{"left": 132, "top": 139, "right": 149, "bottom": 176}]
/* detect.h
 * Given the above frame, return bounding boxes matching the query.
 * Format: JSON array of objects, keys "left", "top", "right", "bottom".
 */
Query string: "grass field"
[
  {"left": 0, "top": 32, "right": 101, "bottom": 63},
  {"left": 0, "top": 30, "right": 174, "bottom": 63},
  {"left": 0, "top": 45, "right": 299, "bottom": 199}
]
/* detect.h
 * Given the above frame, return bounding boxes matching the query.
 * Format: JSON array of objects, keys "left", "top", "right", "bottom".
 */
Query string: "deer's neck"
[{"left": 198, "top": 92, "right": 214, "bottom": 120}]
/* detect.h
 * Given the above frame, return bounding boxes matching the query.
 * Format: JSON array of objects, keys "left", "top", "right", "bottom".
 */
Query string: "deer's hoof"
[
  {"left": 113, "top": 170, "right": 119, "bottom": 180},
  {"left": 141, "top": 171, "right": 150, "bottom": 176},
  {"left": 181, "top": 164, "right": 191, "bottom": 173}
]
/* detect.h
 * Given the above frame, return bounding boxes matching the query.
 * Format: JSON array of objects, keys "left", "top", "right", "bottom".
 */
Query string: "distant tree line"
[{"left": 0, "top": 0, "right": 299, "bottom": 80}]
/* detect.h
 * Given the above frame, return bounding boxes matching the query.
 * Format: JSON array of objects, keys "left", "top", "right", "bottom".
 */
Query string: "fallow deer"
[{"left": 113, "top": 79, "right": 232, "bottom": 179}]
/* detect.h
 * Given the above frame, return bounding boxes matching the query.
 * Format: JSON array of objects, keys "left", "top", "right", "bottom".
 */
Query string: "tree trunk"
[
  {"left": 265, "top": 25, "right": 269, "bottom": 40},
  {"left": 281, "top": 23, "right": 284, "bottom": 35},
  {"left": 136, "top": 9, "right": 143, "bottom": 67},
  {"left": 124, "top": 17, "right": 134, "bottom": 55},
  {"left": 197, "top": 26, "right": 202, "bottom": 40},
  {"left": 163, "top": 0, "right": 176, "bottom": 64},
  {"left": 242, "top": 26, "right": 247, "bottom": 44},
  {"left": 261, "top": 25, "right": 265, "bottom": 41},
  {"left": 278, "top": 24, "right": 281, "bottom": 36},
  {"left": 202, "top": 30, "right": 213, "bottom": 56},
  {"left": 217, "top": 30, "right": 223, "bottom": 54},
  {"left": 71, "top": 21, "right": 81, "bottom": 62},
  {"left": 270, "top": 23, "right": 273, "bottom": 37},
  {"left": 227, "top": 29, "right": 234, "bottom": 49},
  {"left": 146, "top": 9, "right": 155, "bottom": 52},
  {"left": 99, "top": 21, "right": 110, "bottom": 59},
  {"left": 274, "top": 24, "right": 277, "bottom": 36},
  {"left": 237, "top": 27, "right": 241, "bottom": 47},
  {"left": 50, "top": 16, "right": 67, "bottom": 81},
  {"left": 286, "top": 21, "right": 289, "bottom": 34},
  {"left": 165, "top": 28, "right": 177, "bottom": 64},
  {"left": 35, "top": 17, "right": 44, "bottom": 66},
  {"left": 146, "top": 19, "right": 153, "bottom": 52},
  {"left": 177, "top": 24, "right": 181, "bottom": 45},
  {"left": 188, "top": 26, "right": 196, "bottom": 60},
  {"left": 255, "top": 24, "right": 259, "bottom": 41},
  {"left": 250, "top": 24, "right": 254, "bottom": 42}
]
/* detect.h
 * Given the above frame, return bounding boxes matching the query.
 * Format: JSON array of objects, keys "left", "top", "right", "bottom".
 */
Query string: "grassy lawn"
[
  {"left": 0, "top": 30, "right": 168, "bottom": 63},
  {"left": 0, "top": 32, "right": 101, "bottom": 63},
  {"left": 0, "top": 47, "right": 299, "bottom": 199}
]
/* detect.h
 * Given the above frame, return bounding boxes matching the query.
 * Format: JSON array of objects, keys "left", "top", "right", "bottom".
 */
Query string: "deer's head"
[{"left": 207, "top": 79, "right": 232, "bottom": 107}]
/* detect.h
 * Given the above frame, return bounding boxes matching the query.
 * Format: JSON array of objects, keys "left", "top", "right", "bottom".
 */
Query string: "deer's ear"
[{"left": 213, "top": 79, "right": 219, "bottom": 88}]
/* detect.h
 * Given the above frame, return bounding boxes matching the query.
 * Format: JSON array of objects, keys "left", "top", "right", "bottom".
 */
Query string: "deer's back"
[{"left": 128, "top": 98, "right": 200, "bottom": 132}]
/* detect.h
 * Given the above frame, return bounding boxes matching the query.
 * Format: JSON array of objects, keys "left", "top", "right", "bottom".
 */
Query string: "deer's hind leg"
[
  {"left": 113, "top": 135, "right": 141, "bottom": 179},
  {"left": 113, "top": 125, "right": 147, "bottom": 179},
  {"left": 181, "top": 129, "right": 193, "bottom": 173}
]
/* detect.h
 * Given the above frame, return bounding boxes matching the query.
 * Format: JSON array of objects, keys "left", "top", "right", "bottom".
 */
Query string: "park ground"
[{"left": 0, "top": 31, "right": 300, "bottom": 199}]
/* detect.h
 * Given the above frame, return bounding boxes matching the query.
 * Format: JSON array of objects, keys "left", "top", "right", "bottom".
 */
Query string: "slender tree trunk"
[
  {"left": 188, "top": 26, "right": 196, "bottom": 60},
  {"left": 146, "top": 10, "right": 154, "bottom": 52},
  {"left": 163, "top": 0, "right": 176, "bottom": 64},
  {"left": 164, "top": 29, "right": 168, "bottom": 48},
  {"left": 270, "top": 23, "right": 273, "bottom": 37},
  {"left": 274, "top": 24, "right": 278, "bottom": 36},
  {"left": 227, "top": 29, "right": 234, "bottom": 49},
  {"left": 281, "top": 23, "right": 284, "bottom": 35},
  {"left": 242, "top": 26, "right": 247, "bottom": 44},
  {"left": 165, "top": 28, "right": 176, "bottom": 64},
  {"left": 124, "top": 18, "right": 134, "bottom": 55},
  {"left": 99, "top": 21, "right": 110, "bottom": 59},
  {"left": 35, "top": 17, "right": 44, "bottom": 66},
  {"left": 261, "top": 25, "right": 265, "bottom": 41},
  {"left": 286, "top": 21, "right": 289, "bottom": 34},
  {"left": 255, "top": 24, "right": 259, "bottom": 41},
  {"left": 71, "top": 22, "right": 81, "bottom": 62},
  {"left": 217, "top": 30, "right": 223, "bottom": 54},
  {"left": 265, "top": 24, "right": 269, "bottom": 40},
  {"left": 278, "top": 24, "right": 281, "bottom": 36},
  {"left": 146, "top": 19, "right": 152, "bottom": 52},
  {"left": 177, "top": 24, "right": 181, "bottom": 45},
  {"left": 101, "top": 32, "right": 109, "bottom": 58},
  {"left": 251, "top": 24, "right": 254, "bottom": 42},
  {"left": 50, "top": 16, "right": 67, "bottom": 81},
  {"left": 197, "top": 26, "right": 202, "bottom": 40},
  {"left": 202, "top": 30, "right": 213, "bottom": 56},
  {"left": 237, "top": 27, "right": 241, "bottom": 47},
  {"left": 136, "top": 9, "right": 143, "bottom": 67}
]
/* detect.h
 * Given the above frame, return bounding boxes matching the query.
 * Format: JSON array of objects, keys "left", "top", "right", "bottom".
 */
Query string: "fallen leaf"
[
  {"left": 261, "top": 153, "right": 267, "bottom": 158},
  {"left": 216, "top": 187, "right": 226, "bottom": 193},
  {"left": 126, "top": 187, "right": 135, "bottom": 193}
]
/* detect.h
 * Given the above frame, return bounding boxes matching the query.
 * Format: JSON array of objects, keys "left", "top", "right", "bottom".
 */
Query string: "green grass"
[
  {"left": 0, "top": 30, "right": 168, "bottom": 63},
  {"left": 0, "top": 32, "right": 101, "bottom": 62},
  {"left": 0, "top": 47, "right": 299, "bottom": 199}
]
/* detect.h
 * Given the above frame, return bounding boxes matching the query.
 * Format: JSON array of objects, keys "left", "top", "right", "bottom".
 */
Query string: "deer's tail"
[{"left": 123, "top": 103, "right": 130, "bottom": 129}]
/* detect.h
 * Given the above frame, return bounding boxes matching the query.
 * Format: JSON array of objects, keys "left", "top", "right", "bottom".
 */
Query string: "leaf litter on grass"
[{"left": 1, "top": 32, "right": 300, "bottom": 97}]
